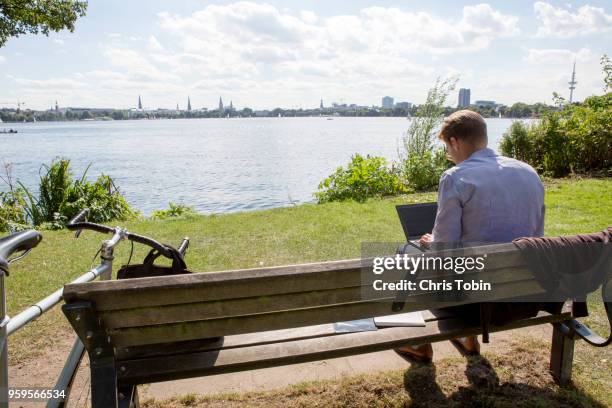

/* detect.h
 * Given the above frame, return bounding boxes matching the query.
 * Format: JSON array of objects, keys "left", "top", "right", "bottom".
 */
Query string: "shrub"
[
  {"left": 60, "top": 174, "right": 135, "bottom": 225},
  {"left": 500, "top": 93, "right": 611, "bottom": 176},
  {"left": 401, "top": 149, "right": 451, "bottom": 192},
  {"left": 0, "top": 163, "right": 29, "bottom": 231},
  {"left": 0, "top": 158, "right": 135, "bottom": 231},
  {"left": 0, "top": 190, "right": 28, "bottom": 232},
  {"left": 499, "top": 121, "right": 537, "bottom": 165},
  {"left": 151, "top": 202, "right": 195, "bottom": 219},
  {"left": 315, "top": 154, "right": 407, "bottom": 203}
]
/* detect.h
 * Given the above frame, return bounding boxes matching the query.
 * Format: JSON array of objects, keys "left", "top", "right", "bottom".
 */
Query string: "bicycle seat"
[{"left": 0, "top": 230, "right": 43, "bottom": 274}]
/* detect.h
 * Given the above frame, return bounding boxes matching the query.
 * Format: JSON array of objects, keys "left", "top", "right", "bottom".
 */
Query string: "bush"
[
  {"left": 60, "top": 174, "right": 135, "bottom": 225},
  {"left": 315, "top": 154, "right": 407, "bottom": 203},
  {"left": 151, "top": 202, "right": 195, "bottom": 219},
  {"left": 401, "top": 149, "right": 451, "bottom": 192},
  {"left": 500, "top": 93, "right": 611, "bottom": 176},
  {"left": 499, "top": 121, "right": 537, "bottom": 165},
  {"left": 0, "top": 158, "right": 135, "bottom": 231},
  {"left": 0, "top": 190, "right": 28, "bottom": 232}
]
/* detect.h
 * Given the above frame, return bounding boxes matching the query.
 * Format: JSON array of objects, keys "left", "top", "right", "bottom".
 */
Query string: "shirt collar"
[{"left": 467, "top": 147, "right": 497, "bottom": 160}]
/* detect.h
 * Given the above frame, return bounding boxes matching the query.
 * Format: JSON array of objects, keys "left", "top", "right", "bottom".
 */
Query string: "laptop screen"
[{"left": 395, "top": 202, "right": 438, "bottom": 241}]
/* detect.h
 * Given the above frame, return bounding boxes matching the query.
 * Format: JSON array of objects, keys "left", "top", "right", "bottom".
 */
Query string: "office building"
[
  {"left": 382, "top": 96, "right": 394, "bottom": 108},
  {"left": 458, "top": 88, "right": 470, "bottom": 108}
]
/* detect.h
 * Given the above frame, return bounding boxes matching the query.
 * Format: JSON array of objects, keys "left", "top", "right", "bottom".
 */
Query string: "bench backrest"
[{"left": 62, "top": 243, "right": 542, "bottom": 349}]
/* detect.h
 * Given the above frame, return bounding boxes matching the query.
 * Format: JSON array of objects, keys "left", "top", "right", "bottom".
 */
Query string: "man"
[{"left": 396, "top": 110, "right": 545, "bottom": 362}]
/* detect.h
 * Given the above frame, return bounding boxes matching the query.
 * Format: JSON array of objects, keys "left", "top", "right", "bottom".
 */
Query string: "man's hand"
[{"left": 419, "top": 233, "right": 433, "bottom": 247}]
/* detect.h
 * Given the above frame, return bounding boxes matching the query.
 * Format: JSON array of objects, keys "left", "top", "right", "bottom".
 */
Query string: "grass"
[{"left": 4, "top": 177, "right": 611, "bottom": 404}]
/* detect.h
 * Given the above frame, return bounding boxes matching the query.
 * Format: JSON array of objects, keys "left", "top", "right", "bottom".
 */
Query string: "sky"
[{"left": 0, "top": 0, "right": 610, "bottom": 110}]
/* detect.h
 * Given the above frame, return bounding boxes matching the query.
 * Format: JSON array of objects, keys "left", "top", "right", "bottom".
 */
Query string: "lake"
[{"left": 1, "top": 117, "right": 520, "bottom": 214}]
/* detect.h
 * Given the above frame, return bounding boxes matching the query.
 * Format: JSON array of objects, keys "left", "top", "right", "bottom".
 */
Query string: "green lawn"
[{"left": 4, "top": 177, "right": 611, "bottom": 405}]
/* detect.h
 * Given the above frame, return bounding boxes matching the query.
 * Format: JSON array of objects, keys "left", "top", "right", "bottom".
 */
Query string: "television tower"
[{"left": 568, "top": 61, "right": 577, "bottom": 103}]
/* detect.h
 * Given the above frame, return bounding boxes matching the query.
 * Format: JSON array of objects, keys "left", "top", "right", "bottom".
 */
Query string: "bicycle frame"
[{"left": 0, "top": 227, "right": 127, "bottom": 408}]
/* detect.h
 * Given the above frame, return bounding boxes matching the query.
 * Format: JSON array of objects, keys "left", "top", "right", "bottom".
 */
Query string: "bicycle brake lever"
[{"left": 7, "top": 249, "right": 32, "bottom": 264}]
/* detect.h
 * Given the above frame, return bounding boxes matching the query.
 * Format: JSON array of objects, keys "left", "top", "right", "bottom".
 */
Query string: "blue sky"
[{"left": 0, "top": 0, "right": 610, "bottom": 110}]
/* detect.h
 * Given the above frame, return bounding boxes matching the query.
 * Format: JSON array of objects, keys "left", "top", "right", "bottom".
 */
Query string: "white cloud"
[
  {"left": 148, "top": 35, "right": 164, "bottom": 51},
  {"left": 0, "top": 55, "right": 5, "bottom": 63},
  {"left": 150, "top": 1, "right": 519, "bottom": 107},
  {"left": 300, "top": 10, "right": 317, "bottom": 24},
  {"left": 13, "top": 76, "right": 85, "bottom": 90},
  {"left": 460, "top": 3, "right": 520, "bottom": 37},
  {"left": 534, "top": 2, "right": 612, "bottom": 38},
  {"left": 102, "top": 46, "right": 180, "bottom": 81},
  {"left": 52, "top": 38, "right": 65, "bottom": 45},
  {"left": 523, "top": 48, "right": 593, "bottom": 64}
]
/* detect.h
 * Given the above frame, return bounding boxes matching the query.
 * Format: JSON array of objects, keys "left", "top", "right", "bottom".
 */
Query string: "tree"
[
  {"left": 0, "top": 0, "right": 87, "bottom": 47},
  {"left": 401, "top": 76, "right": 457, "bottom": 159},
  {"left": 601, "top": 54, "right": 612, "bottom": 92},
  {"left": 508, "top": 102, "right": 532, "bottom": 118}
]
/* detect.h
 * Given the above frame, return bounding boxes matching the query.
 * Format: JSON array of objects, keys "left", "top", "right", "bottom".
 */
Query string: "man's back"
[{"left": 432, "top": 148, "right": 544, "bottom": 243}]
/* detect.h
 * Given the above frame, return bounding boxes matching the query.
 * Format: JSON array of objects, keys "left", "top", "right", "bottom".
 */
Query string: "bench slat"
[
  {"left": 64, "top": 243, "right": 521, "bottom": 311},
  {"left": 109, "top": 279, "right": 544, "bottom": 348},
  {"left": 115, "top": 309, "right": 452, "bottom": 360},
  {"left": 117, "top": 311, "right": 571, "bottom": 385},
  {"left": 101, "top": 266, "right": 535, "bottom": 329}
]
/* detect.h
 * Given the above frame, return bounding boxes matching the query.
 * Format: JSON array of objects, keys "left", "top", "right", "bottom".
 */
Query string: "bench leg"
[
  {"left": 90, "top": 356, "right": 118, "bottom": 408},
  {"left": 118, "top": 385, "right": 139, "bottom": 408},
  {"left": 550, "top": 323, "right": 574, "bottom": 386}
]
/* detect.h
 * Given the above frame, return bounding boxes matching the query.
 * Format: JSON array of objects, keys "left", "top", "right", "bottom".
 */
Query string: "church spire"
[
  {"left": 138, "top": 95, "right": 143, "bottom": 110},
  {"left": 187, "top": 96, "right": 192, "bottom": 111}
]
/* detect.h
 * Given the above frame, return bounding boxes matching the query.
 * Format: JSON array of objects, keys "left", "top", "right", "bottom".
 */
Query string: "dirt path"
[
  {"left": 143, "top": 325, "right": 553, "bottom": 399},
  {"left": 7, "top": 324, "right": 553, "bottom": 407}
]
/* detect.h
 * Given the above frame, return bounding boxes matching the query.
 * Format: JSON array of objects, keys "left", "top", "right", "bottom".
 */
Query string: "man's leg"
[{"left": 395, "top": 336, "right": 479, "bottom": 362}]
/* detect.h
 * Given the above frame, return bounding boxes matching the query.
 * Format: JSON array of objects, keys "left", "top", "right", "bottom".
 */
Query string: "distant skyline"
[{"left": 1, "top": 0, "right": 611, "bottom": 110}]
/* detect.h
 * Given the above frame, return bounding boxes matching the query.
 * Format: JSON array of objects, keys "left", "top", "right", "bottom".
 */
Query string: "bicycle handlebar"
[
  {"left": 0, "top": 230, "right": 43, "bottom": 274},
  {"left": 66, "top": 208, "right": 174, "bottom": 258}
]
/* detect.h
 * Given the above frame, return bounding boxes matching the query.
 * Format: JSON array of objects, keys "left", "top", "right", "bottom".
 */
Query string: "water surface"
[{"left": 1, "top": 117, "right": 521, "bottom": 214}]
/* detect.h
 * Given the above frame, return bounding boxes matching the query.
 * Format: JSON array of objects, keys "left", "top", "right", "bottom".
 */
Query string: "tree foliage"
[
  {"left": 602, "top": 54, "right": 612, "bottom": 93},
  {"left": 0, "top": 0, "right": 87, "bottom": 47},
  {"left": 500, "top": 93, "right": 611, "bottom": 176},
  {"left": 399, "top": 77, "right": 455, "bottom": 191}
]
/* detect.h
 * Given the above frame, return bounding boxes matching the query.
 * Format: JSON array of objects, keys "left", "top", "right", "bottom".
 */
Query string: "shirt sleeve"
[{"left": 432, "top": 172, "right": 463, "bottom": 243}]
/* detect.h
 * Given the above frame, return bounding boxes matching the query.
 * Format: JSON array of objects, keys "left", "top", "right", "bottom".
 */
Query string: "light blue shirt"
[{"left": 432, "top": 148, "right": 545, "bottom": 243}]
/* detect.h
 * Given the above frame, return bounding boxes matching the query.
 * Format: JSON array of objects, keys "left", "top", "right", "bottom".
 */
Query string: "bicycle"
[
  {"left": 1, "top": 209, "right": 189, "bottom": 408},
  {"left": 0, "top": 229, "right": 43, "bottom": 406}
]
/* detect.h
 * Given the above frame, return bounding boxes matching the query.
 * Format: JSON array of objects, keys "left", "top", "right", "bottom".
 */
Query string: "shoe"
[
  {"left": 450, "top": 336, "right": 480, "bottom": 356},
  {"left": 394, "top": 343, "right": 433, "bottom": 363}
]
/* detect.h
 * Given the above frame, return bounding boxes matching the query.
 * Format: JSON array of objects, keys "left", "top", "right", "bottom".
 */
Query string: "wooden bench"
[{"left": 62, "top": 243, "right": 579, "bottom": 408}]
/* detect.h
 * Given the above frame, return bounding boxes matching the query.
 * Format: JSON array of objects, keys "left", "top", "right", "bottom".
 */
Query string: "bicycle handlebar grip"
[{"left": 67, "top": 208, "right": 90, "bottom": 229}]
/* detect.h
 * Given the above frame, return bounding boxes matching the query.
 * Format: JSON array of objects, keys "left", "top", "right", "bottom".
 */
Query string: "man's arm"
[{"left": 431, "top": 173, "right": 463, "bottom": 243}]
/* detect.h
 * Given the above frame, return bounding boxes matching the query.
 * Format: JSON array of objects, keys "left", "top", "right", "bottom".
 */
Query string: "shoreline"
[{"left": 2, "top": 116, "right": 539, "bottom": 124}]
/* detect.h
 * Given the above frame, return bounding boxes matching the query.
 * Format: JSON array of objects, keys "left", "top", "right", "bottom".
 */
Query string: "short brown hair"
[{"left": 439, "top": 110, "right": 487, "bottom": 145}]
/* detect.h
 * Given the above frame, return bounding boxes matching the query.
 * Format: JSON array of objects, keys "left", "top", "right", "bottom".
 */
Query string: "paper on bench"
[
  {"left": 374, "top": 311, "right": 425, "bottom": 327},
  {"left": 333, "top": 318, "right": 377, "bottom": 333}
]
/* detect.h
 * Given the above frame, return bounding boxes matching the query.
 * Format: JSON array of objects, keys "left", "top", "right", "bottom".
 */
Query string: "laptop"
[{"left": 395, "top": 202, "right": 438, "bottom": 249}]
